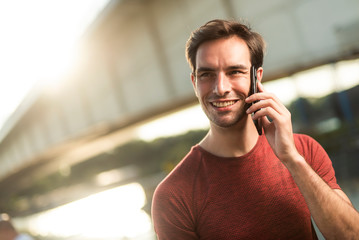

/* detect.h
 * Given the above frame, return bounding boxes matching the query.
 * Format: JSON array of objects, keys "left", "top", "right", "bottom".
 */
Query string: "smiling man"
[{"left": 152, "top": 19, "right": 359, "bottom": 239}]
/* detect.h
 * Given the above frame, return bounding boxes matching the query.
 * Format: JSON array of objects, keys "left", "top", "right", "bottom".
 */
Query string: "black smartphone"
[{"left": 250, "top": 66, "right": 262, "bottom": 135}]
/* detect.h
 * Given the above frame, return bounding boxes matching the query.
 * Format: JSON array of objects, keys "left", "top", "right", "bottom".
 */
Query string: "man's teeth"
[{"left": 212, "top": 101, "right": 236, "bottom": 107}]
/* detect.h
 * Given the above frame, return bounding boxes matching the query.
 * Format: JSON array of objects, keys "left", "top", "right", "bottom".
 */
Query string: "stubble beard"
[
  {"left": 207, "top": 102, "right": 250, "bottom": 128},
  {"left": 201, "top": 91, "right": 251, "bottom": 128}
]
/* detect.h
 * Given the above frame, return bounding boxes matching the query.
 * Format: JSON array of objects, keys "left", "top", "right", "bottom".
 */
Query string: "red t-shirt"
[{"left": 152, "top": 134, "right": 340, "bottom": 239}]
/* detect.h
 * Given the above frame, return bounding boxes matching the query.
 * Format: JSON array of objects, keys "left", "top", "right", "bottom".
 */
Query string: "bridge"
[{"left": 0, "top": 0, "right": 359, "bottom": 221}]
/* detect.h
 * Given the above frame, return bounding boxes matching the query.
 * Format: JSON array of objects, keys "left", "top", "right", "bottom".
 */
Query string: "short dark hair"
[{"left": 185, "top": 19, "right": 266, "bottom": 73}]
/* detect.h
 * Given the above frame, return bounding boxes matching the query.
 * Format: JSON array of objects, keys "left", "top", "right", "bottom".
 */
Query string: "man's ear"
[{"left": 256, "top": 67, "right": 264, "bottom": 82}]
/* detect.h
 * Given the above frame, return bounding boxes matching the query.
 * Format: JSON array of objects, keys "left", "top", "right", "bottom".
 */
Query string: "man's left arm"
[
  {"left": 284, "top": 152, "right": 358, "bottom": 239},
  {"left": 246, "top": 82, "right": 359, "bottom": 239}
]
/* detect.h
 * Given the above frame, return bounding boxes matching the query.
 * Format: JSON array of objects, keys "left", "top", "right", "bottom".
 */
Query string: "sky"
[{"left": 0, "top": 0, "right": 110, "bottom": 129}]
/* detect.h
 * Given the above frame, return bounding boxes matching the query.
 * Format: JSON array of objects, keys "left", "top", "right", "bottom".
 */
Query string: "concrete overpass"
[{"left": 0, "top": 0, "right": 359, "bottom": 216}]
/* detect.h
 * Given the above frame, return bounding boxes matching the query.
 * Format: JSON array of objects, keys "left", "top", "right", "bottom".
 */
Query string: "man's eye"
[
  {"left": 229, "top": 70, "right": 243, "bottom": 75},
  {"left": 201, "top": 73, "right": 210, "bottom": 77},
  {"left": 199, "top": 72, "right": 216, "bottom": 79}
]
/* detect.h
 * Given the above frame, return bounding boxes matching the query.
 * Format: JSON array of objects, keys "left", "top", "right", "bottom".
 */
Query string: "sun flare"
[
  {"left": 0, "top": 0, "right": 110, "bottom": 127},
  {"left": 13, "top": 182, "right": 153, "bottom": 239}
]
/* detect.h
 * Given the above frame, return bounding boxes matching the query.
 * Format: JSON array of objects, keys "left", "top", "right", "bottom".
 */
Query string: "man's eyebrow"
[
  {"left": 196, "top": 67, "right": 215, "bottom": 73},
  {"left": 195, "top": 65, "right": 250, "bottom": 75},
  {"left": 196, "top": 65, "right": 249, "bottom": 72},
  {"left": 226, "top": 64, "right": 249, "bottom": 70}
]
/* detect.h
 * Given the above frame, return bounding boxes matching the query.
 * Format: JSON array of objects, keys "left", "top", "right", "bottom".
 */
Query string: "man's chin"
[
  {"left": 208, "top": 113, "right": 249, "bottom": 129},
  {"left": 210, "top": 118, "right": 241, "bottom": 129}
]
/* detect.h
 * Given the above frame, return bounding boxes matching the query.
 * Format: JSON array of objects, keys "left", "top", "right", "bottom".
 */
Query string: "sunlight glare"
[
  {"left": 0, "top": 0, "right": 110, "bottom": 128},
  {"left": 263, "top": 77, "right": 298, "bottom": 105},
  {"left": 136, "top": 105, "right": 209, "bottom": 142},
  {"left": 293, "top": 65, "right": 336, "bottom": 98},
  {"left": 14, "top": 182, "right": 153, "bottom": 239},
  {"left": 335, "top": 58, "right": 359, "bottom": 91}
]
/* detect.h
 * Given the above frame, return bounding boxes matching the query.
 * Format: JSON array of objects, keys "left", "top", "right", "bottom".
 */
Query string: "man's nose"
[{"left": 214, "top": 72, "right": 231, "bottom": 96}]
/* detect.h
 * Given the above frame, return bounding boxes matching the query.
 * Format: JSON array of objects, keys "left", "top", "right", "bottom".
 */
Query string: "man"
[
  {"left": 0, "top": 213, "right": 34, "bottom": 240},
  {"left": 152, "top": 19, "right": 359, "bottom": 239}
]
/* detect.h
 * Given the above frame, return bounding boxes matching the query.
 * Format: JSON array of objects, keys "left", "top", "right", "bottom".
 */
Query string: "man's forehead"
[{"left": 195, "top": 36, "right": 251, "bottom": 69}]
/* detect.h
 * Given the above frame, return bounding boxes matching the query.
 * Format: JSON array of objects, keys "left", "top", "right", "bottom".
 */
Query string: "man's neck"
[{"left": 199, "top": 118, "right": 259, "bottom": 158}]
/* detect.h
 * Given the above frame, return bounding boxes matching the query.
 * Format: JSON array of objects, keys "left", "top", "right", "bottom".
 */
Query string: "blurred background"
[{"left": 0, "top": 0, "right": 358, "bottom": 239}]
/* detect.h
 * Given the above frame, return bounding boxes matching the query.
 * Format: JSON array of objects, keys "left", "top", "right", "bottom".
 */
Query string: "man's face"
[{"left": 191, "top": 36, "right": 255, "bottom": 128}]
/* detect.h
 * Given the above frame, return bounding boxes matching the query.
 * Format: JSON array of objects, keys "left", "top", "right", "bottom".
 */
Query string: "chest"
[{"left": 194, "top": 156, "right": 314, "bottom": 239}]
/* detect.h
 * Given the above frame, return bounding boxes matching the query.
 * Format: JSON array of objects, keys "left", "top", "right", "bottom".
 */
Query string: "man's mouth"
[{"left": 211, "top": 100, "right": 237, "bottom": 108}]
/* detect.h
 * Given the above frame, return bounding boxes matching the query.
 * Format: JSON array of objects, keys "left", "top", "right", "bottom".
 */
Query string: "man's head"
[
  {"left": 186, "top": 19, "right": 266, "bottom": 129},
  {"left": 185, "top": 19, "right": 265, "bottom": 74}
]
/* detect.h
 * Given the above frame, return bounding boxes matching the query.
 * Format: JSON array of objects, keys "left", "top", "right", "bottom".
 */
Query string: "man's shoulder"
[
  {"left": 155, "top": 146, "right": 202, "bottom": 189},
  {"left": 293, "top": 133, "right": 318, "bottom": 150},
  {"left": 293, "top": 133, "right": 329, "bottom": 165},
  {"left": 153, "top": 145, "right": 204, "bottom": 204},
  {"left": 293, "top": 133, "right": 314, "bottom": 141},
  {"left": 160, "top": 145, "right": 202, "bottom": 184}
]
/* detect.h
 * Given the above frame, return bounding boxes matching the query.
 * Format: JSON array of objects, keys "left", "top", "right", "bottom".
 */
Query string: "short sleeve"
[
  {"left": 152, "top": 179, "right": 199, "bottom": 240},
  {"left": 295, "top": 134, "right": 341, "bottom": 190}
]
